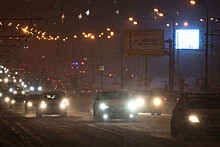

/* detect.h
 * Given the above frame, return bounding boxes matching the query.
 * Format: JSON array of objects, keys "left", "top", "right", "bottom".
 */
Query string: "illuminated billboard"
[{"left": 176, "top": 29, "right": 199, "bottom": 49}]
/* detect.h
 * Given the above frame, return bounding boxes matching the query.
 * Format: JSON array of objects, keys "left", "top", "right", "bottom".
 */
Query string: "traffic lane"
[
  {"left": 2, "top": 103, "right": 220, "bottom": 147},
  {"left": 2, "top": 106, "right": 177, "bottom": 146}
]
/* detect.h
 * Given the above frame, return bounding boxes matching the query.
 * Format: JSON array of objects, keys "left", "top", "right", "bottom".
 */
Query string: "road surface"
[{"left": 0, "top": 98, "right": 220, "bottom": 147}]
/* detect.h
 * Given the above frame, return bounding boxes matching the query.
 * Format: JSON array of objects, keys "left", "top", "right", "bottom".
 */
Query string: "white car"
[{"left": 171, "top": 93, "right": 220, "bottom": 140}]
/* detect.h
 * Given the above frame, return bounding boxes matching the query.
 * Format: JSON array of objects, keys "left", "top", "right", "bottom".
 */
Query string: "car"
[
  {"left": 93, "top": 90, "right": 138, "bottom": 122},
  {"left": 36, "top": 91, "right": 68, "bottom": 117},
  {"left": 24, "top": 94, "right": 42, "bottom": 114},
  {"left": 10, "top": 94, "right": 26, "bottom": 109},
  {"left": 171, "top": 93, "right": 220, "bottom": 140},
  {"left": 133, "top": 90, "right": 162, "bottom": 116}
]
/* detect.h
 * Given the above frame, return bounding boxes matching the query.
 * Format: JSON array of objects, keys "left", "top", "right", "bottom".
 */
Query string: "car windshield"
[
  {"left": 101, "top": 91, "right": 128, "bottom": 100},
  {"left": 188, "top": 97, "right": 220, "bottom": 109},
  {"left": 43, "top": 94, "right": 62, "bottom": 100}
]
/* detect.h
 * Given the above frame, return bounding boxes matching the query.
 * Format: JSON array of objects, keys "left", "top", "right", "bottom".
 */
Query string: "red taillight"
[
  {"left": 164, "top": 98, "right": 167, "bottom": 101},
  {"left": 73, "top": 90, "right": 76, "bottom": 94},
  {"left": 88, "top": 91, "right": 91, "bottom": 93},
  {"left": 95, "top": 90, "right": 98, "bottom": 92},
  {"left": 177, "top": 98, "right": 179, "bottom": 101},
  {"left": 81, "top": 90, "right": 85, "bottom": 93}
]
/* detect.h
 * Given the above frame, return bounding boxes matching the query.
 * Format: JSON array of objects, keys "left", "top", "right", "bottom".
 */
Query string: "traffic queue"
[{"left": 3, "top": 65, "right": 220, "bottom": 140}]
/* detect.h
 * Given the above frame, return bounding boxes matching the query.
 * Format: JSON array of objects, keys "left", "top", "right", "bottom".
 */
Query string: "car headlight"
[
  {"left": 62, "top": 98, "right": 69, "bottom": 106},
  {"left": 60, "top": 102, "right": 66, "bottom": 109},
  {"left": 30, "top": 86, "right": 34, "bottom": 91},
  {"left": 22, "top": 90, "right": 25, "bottom": 95},
  {"left": 11, "top": 100, "right": 16, "bottom": 104},
  {"left": 189, "top": 115, "right": 200, "bottom": 123},
  {"left": 0, "top": 79, "right": 2, "bottom": 82},
  {"left": 99, "top": 103, "right": 108, "bottom": 110},
  {"left": 38, "top": 86, "right": 42, "bottom": 91},
  {"left": 13, "top": 90, "right": 18, "bottom": 95},
  {"left": 136, "top": 98, "right": 144, "bottom": 106},
  {"left": 5, "top": 97, "right": 10, "bottom": 102},
  {"left": 9, "top": 88, "right": 13, "bottom": 92},
  {"left": 27, "top": 102, "right": 33, "bottom": 107},
  {"left": 4, "top": 78, "right": 9, "bottom": 83},
  {"left": 128, "top": 101, "right": 137, "bottom": 111},
  {"left": 153, "top": 98, "right": 161, "bottom": 106},
  {"left": 40, "top": 101, "right": 46, "bottom": 109},
  {"left": 0, "top": 92, "right": 2, "bottom": 97}
]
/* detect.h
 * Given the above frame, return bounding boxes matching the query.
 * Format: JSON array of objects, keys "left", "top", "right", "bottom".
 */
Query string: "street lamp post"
[
  {"left": 190, "top": 0, "right": 209, "bottom": 93},
  {"left": 154, "top": 9, "right": 176, "bottom": 93}
]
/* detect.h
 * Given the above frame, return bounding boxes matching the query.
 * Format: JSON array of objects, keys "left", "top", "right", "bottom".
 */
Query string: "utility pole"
[
  {"left": 100, "top": 47, "right": 103, "bottom": 87},
  {"left": 92, "top": 48, "right": 95, "bottom": 84},
  {"left": 121, "top": 36, "right": 124, "bottom": 89},
  {"left": 166, "top": 39, "right": 174, "bottom": 93}
]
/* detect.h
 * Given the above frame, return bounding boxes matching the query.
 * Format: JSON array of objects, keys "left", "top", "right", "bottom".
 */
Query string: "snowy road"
[{"left": 0, "top": 98, "right": 220, "bottom": 147}]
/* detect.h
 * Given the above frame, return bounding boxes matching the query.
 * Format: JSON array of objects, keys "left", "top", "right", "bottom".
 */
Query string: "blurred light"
[
  {"left": 175, "top": 23, "right": 178, "bottom": 26},
  {"left": 9, "top": 88, "right": 13, "bottom": 92},
  {"left": 74, "top": 35, "right": 77, "bottom": 38},
  {"left": 184, "top": 22, "right": 188, "bottom": 27},
  {"left": 110, "top": 32, "right": 114, "bottom": 36},
  {"left": 91, "top": 35, "right": 95, "bottom": 39},
  {"left": 13, "top": 91, "right": 17, "bottom": 95},
  {"left": 154, "top": 8, "right": 159, "bottom": 12},
  {"left": 211, "top": 18, "right": 214, "bottom": 21},
  {"left": 107, "top": 36, "right": 111, "bottom": 39},
  {"left": 167, "top": 24, "right": 170, "bottom": 27},
  {"left": 85, "top": 10, "right": 90, "bottom": 16},
  {"left": 133, "top": 21, "right": 138, "bottom": 25},
  {"left": 4, "top": 78, "right": 9, "bottom": 83},
  {"left": 159, "top": 13, "right": 164, "bottom": 17},
  {"left": 78, "top": 13, "right": 83, "bottom": 19},
  {"left": 129, "top": 17, "right": 134, "bottom": 21},
  {"left": 107, "top": 28, "right": 111, "bottom": 31},
  {"left": 30, "top": 86, "right": 34, "bottom": 91},
  {"left": 190, "top": 0, "right": 196, "bottom": 5}
]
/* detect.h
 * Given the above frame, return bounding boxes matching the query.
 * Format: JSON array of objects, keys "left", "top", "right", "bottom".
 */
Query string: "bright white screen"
[{"left": 176, "top": 30, "right": 199, "bottom": 49}]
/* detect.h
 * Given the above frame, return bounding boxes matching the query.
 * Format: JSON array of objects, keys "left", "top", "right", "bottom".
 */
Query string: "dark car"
[
  {"left": 171, "top": 93, "right": 220, "bottom": 140},
  {"left": 10, "top": 94, "right": 26, "bottom": 109},
  {"left": 36, "top": 92, "right": 68, "bottom": 117},
  {"left": 93, "top": 90, "right": 138, "bottom": 122},
  {"left": 133, "top": 90, "right": 162, "bottom": 116},
  {"left": 24, "top": 94, "right": 42, "bottom": 114}
]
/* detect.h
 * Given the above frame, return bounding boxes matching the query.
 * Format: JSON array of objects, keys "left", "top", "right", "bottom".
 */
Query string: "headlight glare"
[
  {"left": 27, "top": 102, "right": 33, "bottom": 107},
  {"left": 60, "top": 102, "right": 66, "bottom": 109},
  {"left": 189, "top": 115, "right": 200, "bottom": 123},
  {"left": 40, "top": 101, "right": 46, "bottom": 109},
  {"left": 136, "top": 98, "right": 144, "bottom": 106},
  {"left": 100, "top": 103, "right": 108, "bottom": 110},
  {"left": 153, "top": 98, "right": 161, "bottom": 106},
  {"left": 38, "top": 86, "right": 42, "bottom": 91},
  {"left": 11, "top": 100, "right": 16, "bottom": 104},
  {"left": 128, "top": 101, "right": 137, "bottom": 111},
  {"left": 5, "top": 97, "right": 10, "bottom": 102}
]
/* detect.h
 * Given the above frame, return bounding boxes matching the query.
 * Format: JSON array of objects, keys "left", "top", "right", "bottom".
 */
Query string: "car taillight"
[
  {"left": 164, "top": 98, "right": 167, "bottom": 101},
  {"left": 177, "top": 98, "right": 179, "bottom": 101},
  {"left": 88, "top": 91, "right": 91, "bottom": 93},
  {"left": 81, "top": 90, "right": 85, "bottom": 93}
]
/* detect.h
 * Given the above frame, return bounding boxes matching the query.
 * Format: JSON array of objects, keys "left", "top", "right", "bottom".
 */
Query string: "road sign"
[
  {"left": 124, "top": 29, "right": 164, "bottom": 57},
  {"left": 99, "top": 66, "right": 104, "bottom": 71}
]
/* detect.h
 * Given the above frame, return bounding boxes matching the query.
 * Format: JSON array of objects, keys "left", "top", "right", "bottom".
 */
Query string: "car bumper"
[
  {"left": 98, "top": 109, "right": 137, "bottom": 119},
  {"left": 39, "top": 107, "right": 67, "bottom": 115}
]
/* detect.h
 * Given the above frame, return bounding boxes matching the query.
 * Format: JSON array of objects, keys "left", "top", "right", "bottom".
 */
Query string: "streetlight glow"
[
  {"left": 129, "top": 17, "right": 134, "bottom": 21},
  {"left": 133, "top": 21, "right": 138, "bottom": 25},
  {"left": 190, "top": 0, "right": 196, "bottom": 5},
  {"left": 159, "top": 13, "right": 164, "bottom": 17},
  {"left": 154, "top": 8, "right": 159, "bottom": 12},
  {"left": 184, "top": 22, "right": 188, "bottom": 26}
]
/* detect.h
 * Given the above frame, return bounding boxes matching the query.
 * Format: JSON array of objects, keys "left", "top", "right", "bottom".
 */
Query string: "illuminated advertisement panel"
[{"left": 176, "top": 29, "right": 199, "bottom": 49}]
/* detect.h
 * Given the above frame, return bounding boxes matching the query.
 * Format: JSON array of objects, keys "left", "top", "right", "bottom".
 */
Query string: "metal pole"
[
  {"left": 168, "top": 39, "right": 174, "bottom": 93},
  {"left": 204, "top": 8, "right": 209, "bottom": 93},
  {"left": 145, "top": 57, "right": 148, "bottom": 89},
  {"left": 100, "top": 47, "right": 103, "bottom": 87},
  {"left": 121, "top": 36, "right": 124, "bottom": 89}
]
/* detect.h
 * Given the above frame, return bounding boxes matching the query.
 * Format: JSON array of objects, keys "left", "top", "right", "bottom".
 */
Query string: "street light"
[
  {"left": 154, "top": 8, "right": 176, "bottom": 93},
  {"left": 190, "top": 0, "right": 209, "bottom": 93}
]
